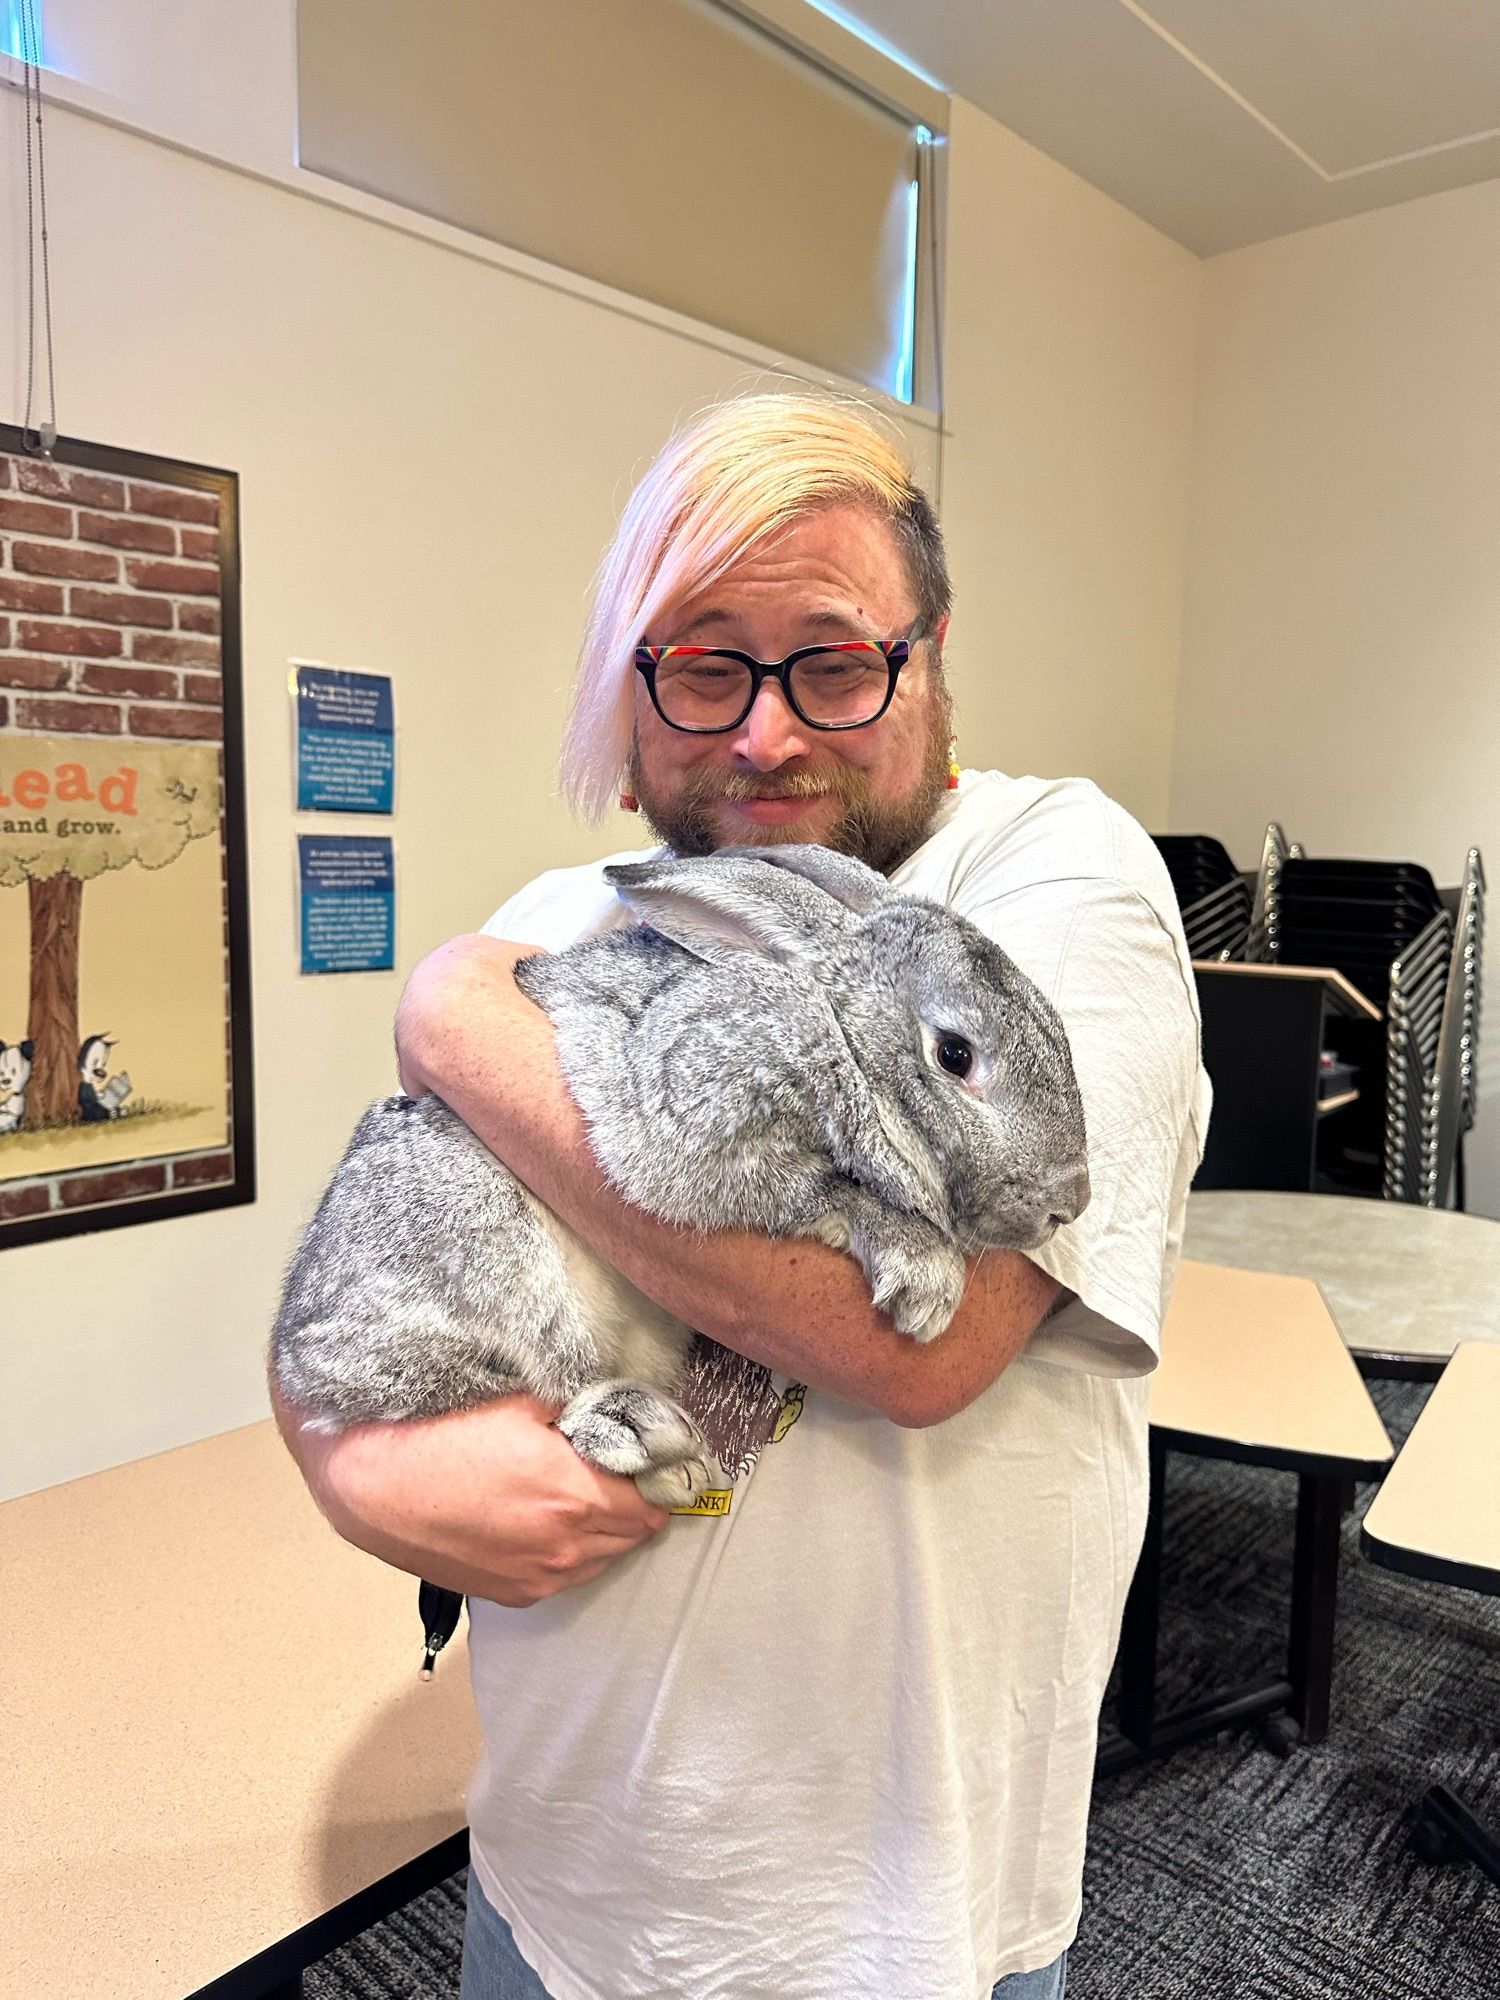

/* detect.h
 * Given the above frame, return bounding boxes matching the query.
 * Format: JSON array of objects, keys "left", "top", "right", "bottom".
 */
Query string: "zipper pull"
[{"left": 418, "top": 1579, "right": 465, "bottom": 1679}]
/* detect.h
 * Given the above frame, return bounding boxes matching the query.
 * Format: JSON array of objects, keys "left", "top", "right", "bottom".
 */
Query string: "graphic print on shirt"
[{"left": 671, "top": 1332, "right": 806, "bottom": 1513}]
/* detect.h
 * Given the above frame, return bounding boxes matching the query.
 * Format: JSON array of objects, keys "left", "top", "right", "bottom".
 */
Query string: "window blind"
[{"left": 297, "top": 0, "right": 927, "bottom": 400}]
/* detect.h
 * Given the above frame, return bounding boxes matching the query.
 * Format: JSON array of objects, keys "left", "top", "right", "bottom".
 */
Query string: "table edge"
[
  {"left": 184, "top": 1828, "right": 470, "bottom": 2000},
  {"left": 1358, "top": 1522, "right": 1500, "bottom": 1600},
  {"left": 1152, "top": 1424, "right": 1391, "bottom": 1481}
]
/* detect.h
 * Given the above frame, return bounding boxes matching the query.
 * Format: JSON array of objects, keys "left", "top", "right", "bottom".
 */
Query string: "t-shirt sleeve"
[
  {"left": 958, "top": 874, "right": 1206, "bottom": 1377},
  {"left": 480, "top": 882, "right": 546, "bottom": 946},
  {"left": 479, "top": 866, "right": 624, "bottom": 951}
]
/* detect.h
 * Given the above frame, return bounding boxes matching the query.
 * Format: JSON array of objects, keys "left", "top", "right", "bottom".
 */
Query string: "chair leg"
[{"left": 1413, "top": 1786, "right": 1500, "bottom": 1885}]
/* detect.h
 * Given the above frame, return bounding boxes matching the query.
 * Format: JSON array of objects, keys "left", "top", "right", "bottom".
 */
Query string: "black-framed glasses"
[{"left": 634, "top": 621, "right": 923, "bottom": 734}]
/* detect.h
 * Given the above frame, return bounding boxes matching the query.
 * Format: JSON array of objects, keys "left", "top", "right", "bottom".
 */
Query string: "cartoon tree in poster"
[
  {"left": 26, "top": 868, "right": 83, "bottom": 1126},
  {"left": 1, "top": 738, "right": 221, "bottom": 1128}
]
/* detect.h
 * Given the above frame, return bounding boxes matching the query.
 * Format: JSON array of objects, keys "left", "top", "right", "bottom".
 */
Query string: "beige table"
[
  {"left": 1184, "top": 1189, "right": 1500, "bottom": 1376},
  {"left": 1099, "top": 1260, "right": 1392, "bottom": 1773},
  {"left": 0, "top": 1420, "right": 480, "bottom": 2000},
  {"left": 1151, "top": 1260, "right": 1394, "bottom": 1471},
  {"left": 1362, "top": 1340, "right": 1500, "bottom": 1593},
  {"left": 1360, "top": 1342, "right": 1500, "bottom": 1884}
]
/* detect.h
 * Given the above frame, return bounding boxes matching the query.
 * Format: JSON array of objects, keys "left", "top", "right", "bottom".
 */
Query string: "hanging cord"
[{"left": 19, "top": 0, "right": 57, "bottom": 456}]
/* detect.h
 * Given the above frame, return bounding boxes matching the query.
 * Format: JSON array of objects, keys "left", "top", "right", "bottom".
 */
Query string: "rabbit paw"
[
  {"left": 557, "top": 1381, "right": 719, "bottom": 1508},
  {"left": 865, "top": 1229, "right": 968, "bottom": 1343}
]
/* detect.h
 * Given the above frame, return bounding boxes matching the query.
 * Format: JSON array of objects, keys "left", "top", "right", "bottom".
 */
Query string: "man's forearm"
[{"left": 398, "top": 937, "right": 1059, "bottom": 1426}]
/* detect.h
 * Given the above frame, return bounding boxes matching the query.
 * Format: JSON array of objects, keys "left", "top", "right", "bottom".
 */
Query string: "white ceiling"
[{"left": 835, "top": 0, "right": 1500, "bottom": 254}]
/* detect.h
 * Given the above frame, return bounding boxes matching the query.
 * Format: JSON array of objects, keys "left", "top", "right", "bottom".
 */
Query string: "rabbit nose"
[{"left": 1048, "top": 1164, "right": 1090, "bottom": 1227}]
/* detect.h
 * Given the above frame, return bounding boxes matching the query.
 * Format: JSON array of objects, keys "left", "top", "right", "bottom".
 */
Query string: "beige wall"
[
  {"left": 941, "top": 99, "right": 1201, "bottom": 825},
  {"left": 0, "top": 75, "right": 1200, "bottom": 1495},
  {"left": 1171, "top": 179, "right": 1500, "bottom": 1218},
  {"left": 0, "top": 100, "right": 926, "bottom": 1501}
]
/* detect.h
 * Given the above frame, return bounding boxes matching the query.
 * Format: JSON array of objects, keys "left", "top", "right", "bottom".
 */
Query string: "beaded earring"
[
  {"left": 619, "top": 791, "right": 639, "bottom": 812},
  {"left": 946, "top": 743, "right": 960, "bottom": 791}
]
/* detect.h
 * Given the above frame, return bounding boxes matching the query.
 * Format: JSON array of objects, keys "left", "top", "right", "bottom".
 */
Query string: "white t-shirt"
[{"left": 465, "top": 770, "right": 1211, "bottom": 2000}]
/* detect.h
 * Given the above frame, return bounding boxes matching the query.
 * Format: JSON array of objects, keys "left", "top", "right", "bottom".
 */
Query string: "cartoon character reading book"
[
  {"left": 0, "top": 1039, "right": 34, "bottom": 1134},
  {"left": 78, "top": 1034, "right": 133, "bottom": 1122}
]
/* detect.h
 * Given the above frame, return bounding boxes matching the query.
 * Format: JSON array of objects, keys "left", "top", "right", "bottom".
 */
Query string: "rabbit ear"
[
  {"left": 603, "top": 853, "right": 849, "bottom": 965},
  {"left": 725, "top": 842, "right": 895, "bottom": 915}
]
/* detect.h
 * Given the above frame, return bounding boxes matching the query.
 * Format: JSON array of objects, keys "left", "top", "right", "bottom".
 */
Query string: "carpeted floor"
[
  {"left": 305, "top": 1382, "right": 1499, "bottom": 2000},
  {"left": 1076, "top": 1379, "right": 1499, "bottom": 1999}
]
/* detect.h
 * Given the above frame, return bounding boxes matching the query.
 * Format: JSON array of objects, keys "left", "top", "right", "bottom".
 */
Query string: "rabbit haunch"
[{"left": 270, "top": 845, "right": 1088, "bottom": 1506}]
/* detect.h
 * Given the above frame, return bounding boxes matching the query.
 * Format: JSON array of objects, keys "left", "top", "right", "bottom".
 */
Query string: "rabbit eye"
[{"left": 936, "top": 1035, "right": 973, "bottom": 1079}]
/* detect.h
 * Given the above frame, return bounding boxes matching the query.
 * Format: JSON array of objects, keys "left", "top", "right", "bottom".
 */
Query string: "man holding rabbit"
[{"left": 275, "top": 395, "right": 1209, "bottom": 2000}]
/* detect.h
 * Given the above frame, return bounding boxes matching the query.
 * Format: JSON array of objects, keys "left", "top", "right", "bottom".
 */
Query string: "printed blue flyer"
[
  {"left": 293, "top": 663, "right": 395, "bottom": 813},
  {"left": 298, "top": 834, "right": 395, "bottom": 974}
]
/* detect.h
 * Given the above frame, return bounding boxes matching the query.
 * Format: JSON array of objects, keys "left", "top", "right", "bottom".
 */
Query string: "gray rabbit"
[{"left": 271, "top": 844, "right": 1089, "bottom": 1508}]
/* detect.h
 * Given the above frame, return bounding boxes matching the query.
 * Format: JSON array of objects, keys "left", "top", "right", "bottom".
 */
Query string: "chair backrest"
[
  {"left": 1384, "top": 910, "right": 1452, "bottom": 1202},
  {"left": 1153, "top": 833, "right": 1252, "bottom": 962},
  {"left": 1430, "top": 850, "right": 1485, "bottom": 1206},
  {"left": 1248, "top": 822, "right": 1291, "bottom": 964},
  {"left": 1381, "top": 847, "right": 1485, "bottom": 1207}
]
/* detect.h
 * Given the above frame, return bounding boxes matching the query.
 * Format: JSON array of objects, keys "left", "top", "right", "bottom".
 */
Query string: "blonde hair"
[{"left": 560, "top": 392, "right": 950, "bottom": 820}]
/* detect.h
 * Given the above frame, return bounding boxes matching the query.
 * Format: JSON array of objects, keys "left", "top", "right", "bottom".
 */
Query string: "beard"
[{"left": 628, "top": 685, "right": 954, "bottom": 876}]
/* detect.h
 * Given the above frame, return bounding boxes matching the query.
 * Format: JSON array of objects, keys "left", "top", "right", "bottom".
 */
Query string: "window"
[
  {"left": 3, "top": 1, "right": 44, "bottom": 64},
  {"left": 297, "top": 0, "right": 944, "bottom": 405}
]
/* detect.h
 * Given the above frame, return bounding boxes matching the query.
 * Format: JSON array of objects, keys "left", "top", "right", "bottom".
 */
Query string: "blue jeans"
[{"left": 460, "top": 1870, "right": 1068, "bottom": 1999}]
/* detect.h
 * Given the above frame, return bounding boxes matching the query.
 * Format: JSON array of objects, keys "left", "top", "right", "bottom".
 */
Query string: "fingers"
[
  {"left": 576, "top": 1477, "right": 674, "bottom": 1546},
  {"left": 481, "top": 1521, "right": 665, "bottom": 1608},
  {"left": 483, "top": 1557, "right": 614, "bottom": 1608}
]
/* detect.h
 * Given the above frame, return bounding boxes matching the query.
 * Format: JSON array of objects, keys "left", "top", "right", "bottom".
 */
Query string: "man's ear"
[{"left": 603, "top": 852, "right": 852, "bottom": 966}]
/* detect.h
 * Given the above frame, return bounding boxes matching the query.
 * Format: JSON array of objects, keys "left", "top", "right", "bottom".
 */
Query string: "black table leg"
[
  {"left": 1116, "top": 1433, "right": 1168, "bottom": 1753},
  {"left": 1097, "top": 1440, "right": 1353, "bottom": 1778},
  {"left": 1287, "top": 1471, "right": 1343, "bottom": 1743}
]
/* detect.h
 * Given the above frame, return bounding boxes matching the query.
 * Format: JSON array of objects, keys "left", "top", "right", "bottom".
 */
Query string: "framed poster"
[{"left": 0, "top": 425, "right": 254, "bottom": 1248}]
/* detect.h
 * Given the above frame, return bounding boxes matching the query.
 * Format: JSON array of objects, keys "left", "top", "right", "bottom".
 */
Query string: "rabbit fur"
[{"left": 270, "top": 844, "right": 1089, "bottom": 1505}]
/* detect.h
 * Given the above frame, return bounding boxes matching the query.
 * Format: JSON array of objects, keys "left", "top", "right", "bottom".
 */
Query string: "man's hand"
[{"left": 272, "top": 1383, "right": 672, "bottom": 1608}]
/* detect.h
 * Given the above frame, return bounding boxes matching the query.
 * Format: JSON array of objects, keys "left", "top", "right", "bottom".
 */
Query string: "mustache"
[{"left": 678, "top": 766, "right": 872, "bottom": 807}]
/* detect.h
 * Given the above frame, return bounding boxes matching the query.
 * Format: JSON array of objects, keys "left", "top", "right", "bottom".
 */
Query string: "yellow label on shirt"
[{"left": 671, "top": 1488, "right": 732, "bottom": 1518}]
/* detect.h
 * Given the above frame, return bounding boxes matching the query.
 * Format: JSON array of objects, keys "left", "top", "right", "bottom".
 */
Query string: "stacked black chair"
[
  {"left": 1267, "top": 857, "right": 1446, "bottom": 1200},
  {"left": 1275, "top": 858, "right": 1446, "bottom": 1007},
  {"left": 1247, "top": 822, "right": 1298, "bottom": 964},
  {"left": 1152, "top": 834, "right": 1253, "bottom": 961},
  {"left": 1416, "top": 850, "right": 1485, "bottom": 1208},
  {"left": 1385, "top": 909, "right": 1455, "bottom": 1202},
  {"left": 1266, "top": 851, "right": 1485, "bottom": 1207},
  {"left": 1167, "top": 828, "right": 1484, "bottom": 1208}
]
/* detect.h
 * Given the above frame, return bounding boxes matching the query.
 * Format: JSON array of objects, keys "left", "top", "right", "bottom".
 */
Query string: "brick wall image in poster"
[{"left": 0, "top": 430, "right": 254, "bottom": 1247}]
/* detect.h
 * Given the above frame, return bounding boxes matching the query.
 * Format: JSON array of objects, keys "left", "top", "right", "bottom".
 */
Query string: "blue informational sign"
[
  {"left": 298, "top": 834, "right": 395, "bottom": 974},
  {"left": 294, "top": 664, "right": 395, "bottom": 813}
]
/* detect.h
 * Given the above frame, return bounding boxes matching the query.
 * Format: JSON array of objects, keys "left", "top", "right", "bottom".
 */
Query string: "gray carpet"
[
  {"left": 305, "top": 1382, "right": 1499, "bottom": 1999},
  {"left": 1077, "top": 1378, "right": 1499, "bottom": 1999}
]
